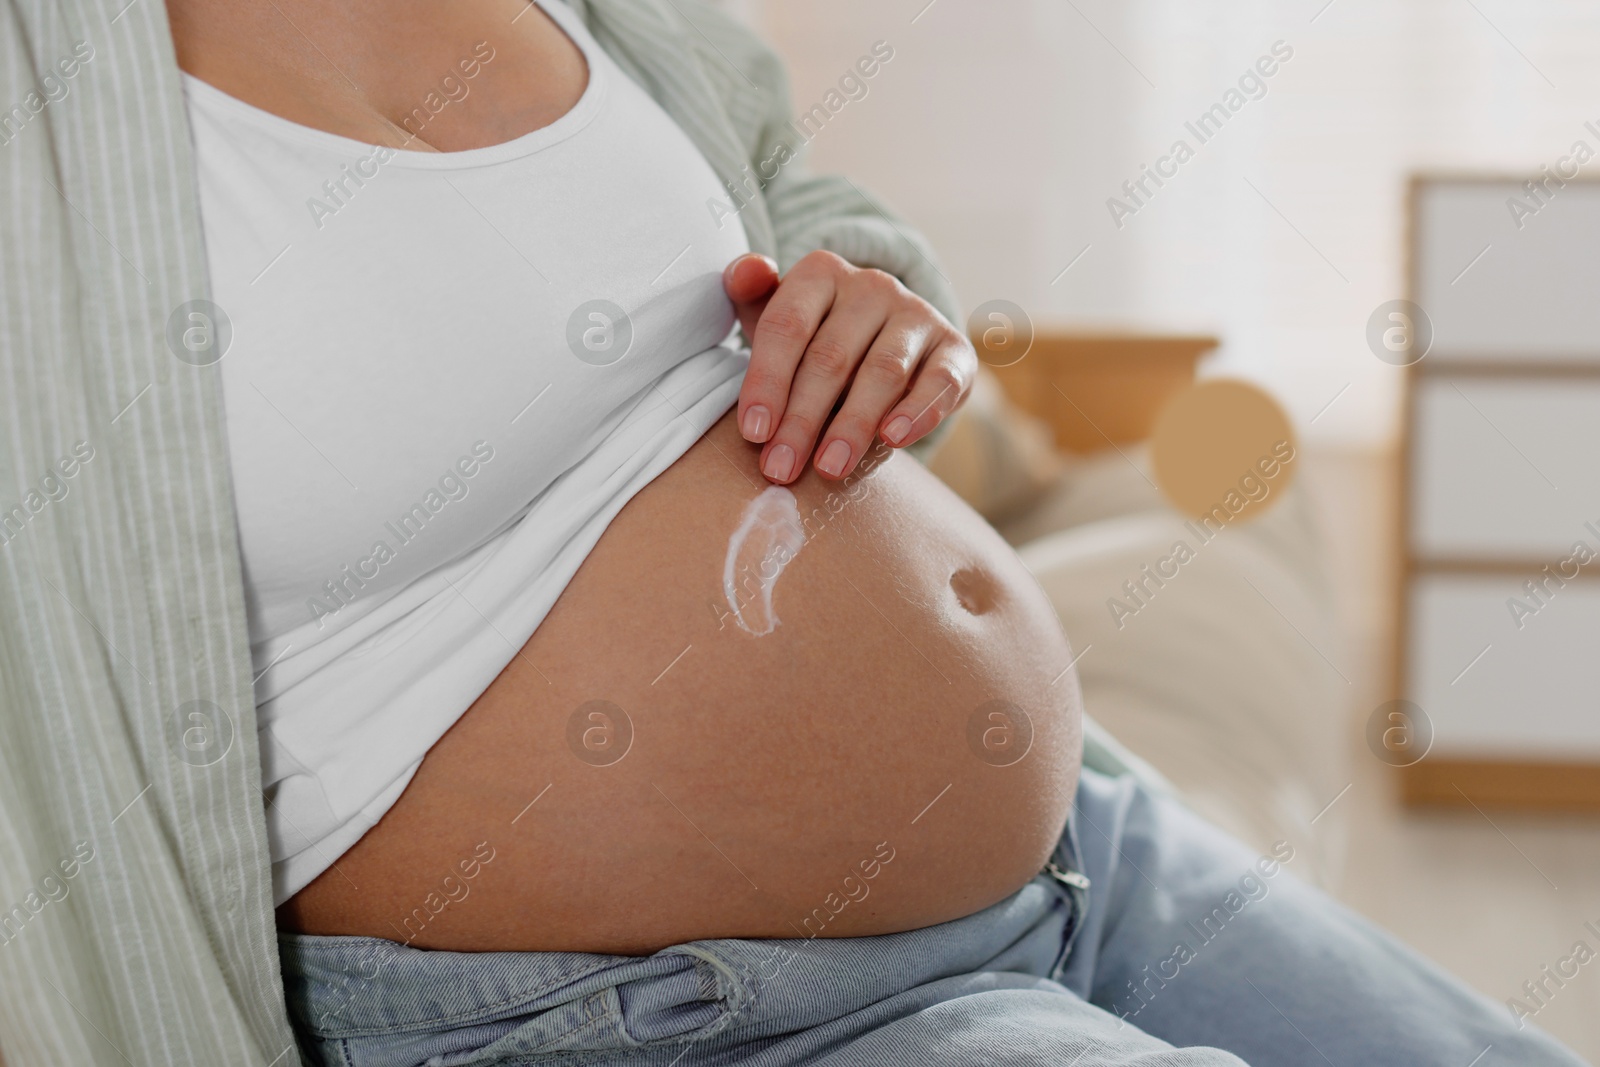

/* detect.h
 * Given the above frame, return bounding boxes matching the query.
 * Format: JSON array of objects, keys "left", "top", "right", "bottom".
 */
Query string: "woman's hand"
[{"left": 723, "top": 251, "right": 976, "bottom": 484}]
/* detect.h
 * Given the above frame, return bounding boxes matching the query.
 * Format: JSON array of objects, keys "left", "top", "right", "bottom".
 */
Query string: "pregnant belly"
[{"left": 278, "top": 408, "right": 1083, "bottom": 955}]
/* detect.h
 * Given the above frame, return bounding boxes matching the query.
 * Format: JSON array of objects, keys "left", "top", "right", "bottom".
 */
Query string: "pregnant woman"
[{"left": 145, "top": 0, "right": 1584, "bottom": 1064}]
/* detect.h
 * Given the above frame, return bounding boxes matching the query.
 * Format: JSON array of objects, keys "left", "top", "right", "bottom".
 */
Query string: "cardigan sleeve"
[
  {"left": 692, "top": 8, "right": 963, "bottom": 326},
  {"left": 660, "top": 1, "right": 968, "bottom": 460}
]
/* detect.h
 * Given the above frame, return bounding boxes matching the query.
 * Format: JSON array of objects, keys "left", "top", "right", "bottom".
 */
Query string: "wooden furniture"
[
  {"left": 974, "top": 332, "right": 1218, "bottom": 454},
  {"left": 1399, "top": 175, "right": 1600, "bottom": 812}
]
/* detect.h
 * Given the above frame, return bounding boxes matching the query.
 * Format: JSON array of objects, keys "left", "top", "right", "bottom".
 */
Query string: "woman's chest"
[{"left": 186, "top": 54, "right": 751, "bottom": 640}]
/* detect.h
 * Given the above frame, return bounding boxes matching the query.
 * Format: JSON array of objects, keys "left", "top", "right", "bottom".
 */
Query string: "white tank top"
[{"left": 181, "top": 0, "right": 751, "bottom": 903}]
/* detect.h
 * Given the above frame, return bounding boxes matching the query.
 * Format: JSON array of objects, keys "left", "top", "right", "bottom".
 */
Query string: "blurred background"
[{"left": 716, "top": 0, "right": 1600, "bottom": 1057}]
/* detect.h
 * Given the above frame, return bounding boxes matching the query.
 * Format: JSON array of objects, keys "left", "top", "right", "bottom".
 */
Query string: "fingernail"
[
  {"left": 742, "top": 405, "right": 771, "bottom": 442},
  {"left": 816, "top": 439, "right": 851, "bottom": 478},
  {"left": 883, "top": 415, "right": 913, "bottom": 445},
  {"left": 763, "top": 444, "right": 796, "bottom": 482}
]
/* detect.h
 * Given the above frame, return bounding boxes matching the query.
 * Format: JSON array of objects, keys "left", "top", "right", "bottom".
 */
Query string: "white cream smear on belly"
[{"left": 723, "top": 485, "right": 807, "bottom": 636}]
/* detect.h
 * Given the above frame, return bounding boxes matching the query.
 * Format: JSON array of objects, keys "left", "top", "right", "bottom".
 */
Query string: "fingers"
[
  {"left": 738, "top": 253, "right": 842, "bottom": 449},
  {"left": 757, "top": 289, "right": 889, "bottom": 483},
  {"left": 809, "top": 312, "right": 932, "bottom": 479},
  {"left": 732, "top": 249, "right": 975, "bottom": 484},
  {"left": 722, "top": 254, "right": 780, "bottom": 344},
  {"left": 875, "top": 331, "right": 976, "bottom": 451}
]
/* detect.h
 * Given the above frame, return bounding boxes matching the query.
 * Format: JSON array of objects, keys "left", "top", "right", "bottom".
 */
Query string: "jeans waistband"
[{"left": 281, "top": 815, "right": 1091, "bottom": 1064}]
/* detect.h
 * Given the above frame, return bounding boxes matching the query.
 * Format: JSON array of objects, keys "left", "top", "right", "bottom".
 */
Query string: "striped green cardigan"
[{"left": 0, "top": 1, "right": 963, "bottom": 1062}]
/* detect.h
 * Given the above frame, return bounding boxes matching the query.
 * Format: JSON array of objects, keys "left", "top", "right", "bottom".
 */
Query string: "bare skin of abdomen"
[{"left": 278, "top": 409, "right": 1083, "bottom": 956}]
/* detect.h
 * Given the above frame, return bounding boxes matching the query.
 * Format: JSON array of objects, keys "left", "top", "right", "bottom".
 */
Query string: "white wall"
[{"left": 730, "top": 0, "right": 1600, "bottom": 446}]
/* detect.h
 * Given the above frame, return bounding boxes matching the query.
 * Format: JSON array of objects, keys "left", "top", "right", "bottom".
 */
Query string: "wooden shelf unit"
[{"left": 1397, "top": 174, "right": 1600, "bottom": 813}]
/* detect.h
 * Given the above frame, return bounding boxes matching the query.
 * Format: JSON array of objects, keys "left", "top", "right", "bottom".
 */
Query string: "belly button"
[{"left": 949, "top": 566, "right": 998, "bottom": 616}]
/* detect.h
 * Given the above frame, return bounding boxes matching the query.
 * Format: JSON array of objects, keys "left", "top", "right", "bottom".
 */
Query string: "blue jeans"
[{"left": 279, "top": 768, "right": 1587, "bottom": 1066}]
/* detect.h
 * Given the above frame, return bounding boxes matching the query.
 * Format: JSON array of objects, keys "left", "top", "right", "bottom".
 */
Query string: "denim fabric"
[{"left": 281, "top": 769, "right": 1589, "bottom": 1066}]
